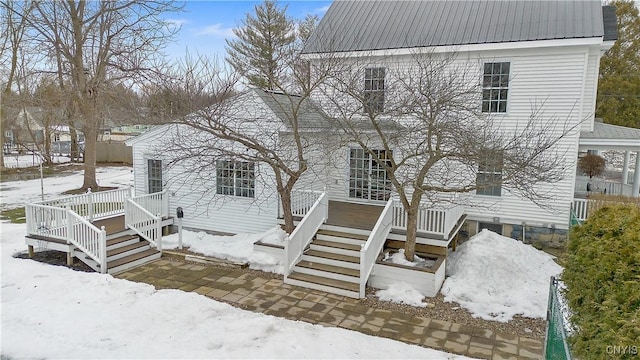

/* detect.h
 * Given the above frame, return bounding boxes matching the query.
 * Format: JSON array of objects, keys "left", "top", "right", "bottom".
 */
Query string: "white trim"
[
  {"left": 301, "top": 37, "right": 605, "bottom": 59},
  {"left": 578, "top": 139, "right": 640, "bottom": 152}
]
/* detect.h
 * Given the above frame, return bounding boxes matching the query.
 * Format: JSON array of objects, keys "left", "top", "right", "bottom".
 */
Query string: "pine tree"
[
  {"left": 225, "top": 0, "right": 295, "bottom": 90},
  {"left": 596, "top": 0, "right": 640, "bottom": 129}
]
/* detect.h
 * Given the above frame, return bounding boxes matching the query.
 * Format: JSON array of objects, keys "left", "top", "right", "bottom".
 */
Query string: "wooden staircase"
[{"left": 286, "top": 228, "right": 370, "bottom": 298}]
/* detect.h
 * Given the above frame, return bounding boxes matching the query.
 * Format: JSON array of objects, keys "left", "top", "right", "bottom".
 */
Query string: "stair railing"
[
  {"left": 359, "top": 198, "right": 394, "bottom": 297},
  {"left": 25, "top": 203, "right": 107, "bottom": 273},
  {"left": 125, "top": 199, "right": 161, "bottom": 251},
  {"left": 283, "top": 191, "right": 328, "bottom": 278},
  {"left": 36, "top": 188, "right": 131, "bottom": 221}
]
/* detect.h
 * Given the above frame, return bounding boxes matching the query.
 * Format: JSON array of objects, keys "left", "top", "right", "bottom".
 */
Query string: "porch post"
[
  {"left": 632, "top": 151, "right": 640, "bottom": 198},
  {"left": 622, "top": 151, "right": 630, "bottom": 185}
]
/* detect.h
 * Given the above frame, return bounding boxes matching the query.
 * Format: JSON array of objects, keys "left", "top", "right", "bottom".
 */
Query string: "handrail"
[
  {"left": 359, "top": 198, "right": 393, "bottom": 297},
  {"left": 283, "top": 192, "right": 328, "bottom": 278},
  {"left": 125, "top": 199, "right": 161, "bottom": 251},
  {"left": 25, "top": 203, "right": 107, "bottom": 273},
  {"left": 129, "top": 190, "right": 169, "bottom": 219},
  {"left": 34, "top": 188, "right": 131, "bottom": 221},
  {"left": 290, "top": 189, "right": 324, "bottom": 217}
]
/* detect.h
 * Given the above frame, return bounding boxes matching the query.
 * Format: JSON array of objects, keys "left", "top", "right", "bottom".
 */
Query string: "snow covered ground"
[
  {"left": 442, "top": 229, "right": 563, "bottom": 322},
  {"left": 1, "top": 166, "right": 470, "bottom": 359},
  {"left": 2, "top": 153, "right": 72, "bottom": 168}
]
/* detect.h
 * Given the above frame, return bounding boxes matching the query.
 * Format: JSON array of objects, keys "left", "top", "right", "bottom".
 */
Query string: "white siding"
[{"left": 580, "top": 51, "right": 601, "bottom": 132}]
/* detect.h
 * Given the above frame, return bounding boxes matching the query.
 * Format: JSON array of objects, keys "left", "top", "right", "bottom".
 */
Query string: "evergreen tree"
[
  {"left": 225, "top": 0, "right": 295, "bottom": 90},
  {"left": 596, "top": 0, "right": 640, "bottom": 129}
]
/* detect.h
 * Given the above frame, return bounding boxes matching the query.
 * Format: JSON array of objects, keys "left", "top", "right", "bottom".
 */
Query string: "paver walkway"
[{"left": 116, "top": 256, "right": 543, "bottom": 360}]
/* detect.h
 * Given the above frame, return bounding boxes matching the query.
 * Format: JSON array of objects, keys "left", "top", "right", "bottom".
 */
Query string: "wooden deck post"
[
  {"left": 28, "top": 245, "right": 34, "bottom": 258},
  {"left": 67, "top": 251, "right": 73, "bottom": 266}
]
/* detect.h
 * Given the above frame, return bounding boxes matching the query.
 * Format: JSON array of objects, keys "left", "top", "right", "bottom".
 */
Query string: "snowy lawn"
[
  {"left": 163, "top": 227, "right": 286, "bottom": 274},
  {"left": 2, "top": 153, "right": 72, "bottom": 168},
  {"left": 441, "top": 229, "right": 563, "bottom": 322},
  {"left": 1, "top": 166, "right": 472, "bottom": 359}
]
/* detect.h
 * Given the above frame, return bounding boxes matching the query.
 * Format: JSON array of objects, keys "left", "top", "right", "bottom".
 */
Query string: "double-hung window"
[
  {"left": 363, "top": 67, "right": 385, "bottom": 114},
  {"left": 147, "top": 159, "right": 163, "bottom": 193},
  {"left": 216, "top": 160, "right": 255, "bottom": 198},
  {"left": 482, "top": 62, "right": 510, "bottom": 113},
  {"left": 476, "top": 151, "right": 503, "bottom": 196}
]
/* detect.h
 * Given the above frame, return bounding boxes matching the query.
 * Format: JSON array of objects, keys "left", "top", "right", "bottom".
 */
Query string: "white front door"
[{"left": 348, "top": 148, "right": 392, "bottom": 201}]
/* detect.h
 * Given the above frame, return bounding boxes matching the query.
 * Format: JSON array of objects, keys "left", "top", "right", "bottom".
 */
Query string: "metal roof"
[
  {"left": 579, "top": 121, "right": 640, "bottom": 152},
  {"left": 303, "top": 0, "right": 609, "bottom": 54}
]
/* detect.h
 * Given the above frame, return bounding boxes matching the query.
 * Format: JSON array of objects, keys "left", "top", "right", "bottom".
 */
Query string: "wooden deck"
[
  {"left": 92, "top": 215, "right": 126, "bottom": 235},
  {"left": 325, "top": 201, "right": 384, "bottom": 230}
]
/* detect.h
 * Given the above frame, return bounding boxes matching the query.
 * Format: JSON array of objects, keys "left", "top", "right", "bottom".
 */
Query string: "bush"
[{"left": 563, "top": 204, "right": 640, "bottom": 359}]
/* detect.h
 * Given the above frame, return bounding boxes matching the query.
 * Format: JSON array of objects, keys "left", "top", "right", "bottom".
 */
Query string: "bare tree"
[
  {"left": 320, "top": 52, "right": 579, "bottom": 261},
  {"left": 19, "top": 1, "right": 181, "bottom": 190}
]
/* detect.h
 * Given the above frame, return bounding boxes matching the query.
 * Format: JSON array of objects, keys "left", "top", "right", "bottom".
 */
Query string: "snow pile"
[
  {"left": 441, "top": 229, "right": 562, "bottom": 322},
  {"left": 163, "top": 226, "right": 285, "bottom": 274},
  {"left": 384, "top": 249, "right": 435, "bottom": 268},
  {"left": 376, "top": 282, "right": 429, "bottom": 307}
]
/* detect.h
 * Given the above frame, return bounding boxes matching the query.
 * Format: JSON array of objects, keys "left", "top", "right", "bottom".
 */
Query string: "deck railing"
[
  {"left": 392, "top": 200, "right": 464, "bottom": 237},
  {"left": 25, "top": 203, "right": 107, "bottom": 273},
  {"left": 290, "top": 190, "right": 324, "bottom": 217},
  {"left": 575, "top": 178, "right": 634, "bottom": 197},
  {"left": 572, "top": 199, "right": 589, "bottom": 222},
  {"left": 129, "top": 190, "right": 169, "bottom": 218},
  {"left": 125, "top": 199, "right": 161, "bottom": 251},
  {"left": 572, "top": 195, "right": 640, "bottom": 223},
  {"left": 283, "top": 192, "right": 328, "bottom": 277},
  {"left": 36, "top": 188, "right": 131, "bottom": 221},
  {"left": 359, "top": 198, "right": 393, "bottom": 297}
]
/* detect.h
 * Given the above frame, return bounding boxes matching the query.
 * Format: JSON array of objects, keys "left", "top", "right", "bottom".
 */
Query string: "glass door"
[{"left": 349, "top": 148, "right": 392, "bottom": 201}]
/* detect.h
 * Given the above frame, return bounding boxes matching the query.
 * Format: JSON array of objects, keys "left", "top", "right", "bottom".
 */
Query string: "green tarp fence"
[{"left": 544, "top": 276, "right": 572, "bottom": 360}]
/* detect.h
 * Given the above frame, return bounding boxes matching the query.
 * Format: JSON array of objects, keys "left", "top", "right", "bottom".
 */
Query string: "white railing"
[
  {"left": 37, "top": 188, "right": 131, "bottom": 221},
  {"left": 392, "top": 200, "right": 464, "bottom": 237},
  {"left": 290, "top": 190, "right": 323, "bottom": 217},
  {"left": 572, "top": 198, "right": 589, "bottom": 222},
  {"left": 25, "top": 203, "right": 107, "bottom": 273},
  {"left": 283, "top": 192, "right": 328, "bottom": 277},
  {"left": 359, "top": 198, "right": 393, "bottom": 297},
  {"left": 125, "top": 199, "right": 161, "bottom": 251},
  {"left": 575, "top": 178, "right": 634, "bottom": 197},
  {"left": 129, "top": 190, "right": 169, "bottom": 219}
]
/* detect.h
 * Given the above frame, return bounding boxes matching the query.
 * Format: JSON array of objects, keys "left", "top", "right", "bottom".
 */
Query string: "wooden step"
[
  {"left": 316, "top": 229, "right": 368, "bottom": 241},
  {"left": 296, "top": 260, "right": 360, "bottom": 277},
  {"left": 312, "top": 239, "right": 361, "bottom": 252},
  {"left": 107, "top": 248, "right": 160, "bottom": 270},
  {"left": 287, "top": 271, "right": 359, "bottom": 293},
  {"left": 107, "top": 241, "right": 150, "bottom": 258},
  {"left": 304, "top": 249, "right": 360, "bottom": 264},
  {"left": 106, "top": 235, "right": 139, "bottom": 248}
]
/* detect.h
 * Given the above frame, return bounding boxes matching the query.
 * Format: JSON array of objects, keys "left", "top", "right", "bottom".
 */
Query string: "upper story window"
[
  {"left": 476, "top": 151, "right": 503, "bottom": 197},
  {"left": 364, "top": 67, "right": 385, "bottom": 114},
  {"left": 147, "top": 159, "right": 163, "bottom": 193},
  {"left": 216, "top": 160, "right": 255, "bottom": 198},
  {"left": 482, "top": 62, "right": 510, "bottom": 113}
]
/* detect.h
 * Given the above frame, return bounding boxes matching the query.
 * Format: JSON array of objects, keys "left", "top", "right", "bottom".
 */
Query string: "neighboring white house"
[{"left": 125, "top": 1, "right": 638, "bottom": 297}]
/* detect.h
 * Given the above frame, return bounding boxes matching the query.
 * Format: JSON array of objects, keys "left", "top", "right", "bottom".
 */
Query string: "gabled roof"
[
  {"left": 254, "top": 89, "right": 333, "bottom": 129},
  {"left": 303, "top": 0, "right": 612, "bottom": 54}
]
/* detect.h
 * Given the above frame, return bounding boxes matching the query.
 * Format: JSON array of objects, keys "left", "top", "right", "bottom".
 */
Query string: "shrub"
[{"left": 563, "top": 204, "right": 640, "bottom": 359}]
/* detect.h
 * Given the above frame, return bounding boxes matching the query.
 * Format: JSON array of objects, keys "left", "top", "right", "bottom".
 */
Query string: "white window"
[
  {"left": 482, "top": 62, "right": 510, "bottom": 113},
  {"left": 364, "top": 67, "right": 385, "bottom": 114},
  {"left": 476, "top": 151, "right": 503, "bottom": 196},
  {"left": 216, "top": 160, "right": 255, "bottom": 198},
  {"left": 147, "top": 159, "right": 163, "bottom": 193}
]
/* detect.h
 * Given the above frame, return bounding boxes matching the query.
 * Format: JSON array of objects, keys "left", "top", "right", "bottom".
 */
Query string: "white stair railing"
[
  {"left": 359, "top": 198, "right": 393, "bottom": 297},
  {"left": 290, "top": 190, "right": 323, "bottom": 217},
  {"left": 25, "top": 203, "right": 107, "bottom": 273},
  {"left": 392, "top": 200, "right": 464, "bottom": 237},
  {"left": 125, "top": 199, "right": 161, "bottom": 251},
  {"left": 284, "top": 192, "right": 328, "bottom": 277},
  {"left": 129, "top": 190, "right": 169, "bottom": 219}
]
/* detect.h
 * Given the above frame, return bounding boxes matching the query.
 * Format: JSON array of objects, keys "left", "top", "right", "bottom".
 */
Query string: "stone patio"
[{"left": 116, "top": 257, "right": 543, "bottom": 360}]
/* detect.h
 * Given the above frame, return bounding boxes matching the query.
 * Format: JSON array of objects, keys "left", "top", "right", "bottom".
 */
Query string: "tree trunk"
[
  {"left": 81, "top": 124, "right": 98, "bottom": 190},
  {"left": 70, "top": 126, "right": 79, "bottom": 161},
  {"left": 404, "top": 208, "right": 418, "bottom": 262},
  {"left": 280, "top": 190, "right": 294, "bottom": 234}
]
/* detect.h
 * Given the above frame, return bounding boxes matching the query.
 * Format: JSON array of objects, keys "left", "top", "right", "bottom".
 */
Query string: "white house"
[{"left": 123, "top": 1, "right": 638, "bottom": 298}]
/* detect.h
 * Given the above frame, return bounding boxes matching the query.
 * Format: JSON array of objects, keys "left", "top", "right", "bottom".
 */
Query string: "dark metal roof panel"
[
  {"left": 302, "top": 0, "right": 606, "bottom": 54},
  {"left": 602, "top": 5, "right": 618, "bottom": 41}
]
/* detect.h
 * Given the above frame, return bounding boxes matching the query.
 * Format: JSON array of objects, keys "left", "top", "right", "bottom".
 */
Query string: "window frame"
[
  {"left": 147, "top": 159, "right": 163, "bottom": 194},
  {"left": 216, "top": 160, "right": 255, "bottom": 198},
  {"left": 482, "top": 62, "right": 510, "bottom": 114},
  {"left": 363, "top": 67, "right": 386, "bottom": 114},
  {"left": 476, "top": 151, "right": 503, "bottom": 197}
]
